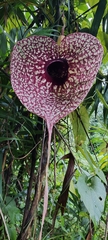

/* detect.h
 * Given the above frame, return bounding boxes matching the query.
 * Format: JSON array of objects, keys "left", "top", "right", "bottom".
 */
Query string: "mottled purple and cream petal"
[{"left": 10, "top": 33, "right": 103, "bottom": 128}]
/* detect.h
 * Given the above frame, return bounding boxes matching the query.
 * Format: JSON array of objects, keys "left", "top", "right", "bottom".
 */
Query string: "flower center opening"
[{"left": 47, "top": 59, "right": 69, "bottom": 86}]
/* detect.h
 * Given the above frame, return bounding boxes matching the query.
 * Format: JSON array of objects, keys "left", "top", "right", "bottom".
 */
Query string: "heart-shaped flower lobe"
[{"left": 10, "top": 32, "right": 103, "bottom": 131}]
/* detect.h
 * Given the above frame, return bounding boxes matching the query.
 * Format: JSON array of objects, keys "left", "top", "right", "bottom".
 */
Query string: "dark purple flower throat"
[{"left": 46, "top": 58, "right": 69, "bottom": 86}]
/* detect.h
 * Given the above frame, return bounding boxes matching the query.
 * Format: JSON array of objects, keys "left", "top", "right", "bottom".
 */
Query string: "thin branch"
[
  {"left": 53, "top": 128, "right": 56, "bottom": 189},
  {"left": 72, "top": 2, "right": 99, "bottom": 24},
  {"left": 0, "top": 208, "right": 10, "bottom": 240},
  {"left": 19, "top": 146, "right": 37, "bottom": 237},
  {"left": 105, "top": 213, "right": 108, "bottom": 239},
  {"left": 54, "top": 125, "right": 72, "bottom": 153},
  {"left": 17, "top": 123, "right": 48, "bottom": 240},
  {"left": 0, "top": 67, "right": 10, "bottom": 78},
  {"left": 54, "top": 124, "right": 82, "bottom": 173},
  {"left": 7, "top": 139, "right": 42, "bottom": 160}
]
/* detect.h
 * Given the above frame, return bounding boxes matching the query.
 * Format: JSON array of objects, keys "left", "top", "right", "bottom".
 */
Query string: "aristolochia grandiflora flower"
[
  {"left": 10, "top": 32, "right": 103, "bottom": 133},
  {"left": 10, "top": 32, "right": 103, "bottom": 240}
]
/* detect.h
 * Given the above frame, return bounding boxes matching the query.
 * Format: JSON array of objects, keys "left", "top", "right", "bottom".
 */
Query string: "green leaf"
[
  {"left": 96, "top": 89, "right": 108, "bottom": 109},
  {"left": 0, "top": 25, "right": 15, "bottom": 44},
  {"left": 70, "top": 106, "right": 89, "bottom": 149},
  {"left": 77, "top": 174, "right": 106, "bottom": 224},
  {"left": 6, "top": 199, "right": 20, "bottom": 224},
  {"left": 31, "top": 27, "right": 59, "bottom": 37},
  {"left": 100, "top": 32, "right": 108, "bottom": 50},
  {"left": 90, "top": 0, "right": 107, "bottom": 36},
  {"left": 16, "top": 7, "right": 27, "bottom": 25},
  {"left": 77, "top": 146, "right": 97, "bottom": 169},
  {"left": 99, "top": 155, "right": 108, "bottom": 170},
  {"left": 0, "top": 150, "right": 3, "bottom": 198},
  {"left": 7, "top": 225, "right": 17, "bottom": 240},
  {"left": 95, "top": 168, "right": 107, "bottom": 184},
  {"left": 0, "top": 32, "right": 7, "bottom": 55},
  {"left": 9, "top": 28, "right": 17, "bottom": 49}
]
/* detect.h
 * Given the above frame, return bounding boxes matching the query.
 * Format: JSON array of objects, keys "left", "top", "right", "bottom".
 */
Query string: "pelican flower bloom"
[
  {"left": 10, "top": 32, "right": 103, "bottom": 240},
  {"left": 10, "top": 32, "right": 103, "bottom": 132}
]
